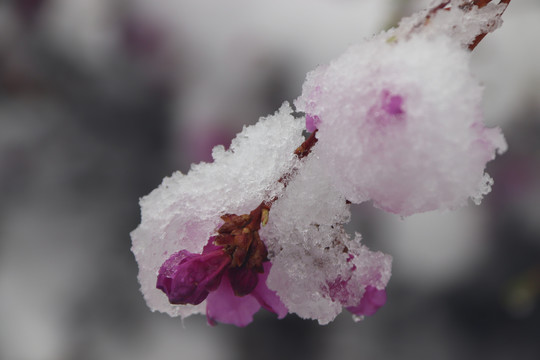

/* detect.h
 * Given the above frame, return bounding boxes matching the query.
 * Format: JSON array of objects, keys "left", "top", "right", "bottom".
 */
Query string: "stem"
[
  {"left": 415, "top": 0, "right": 511, "bottom": 51},
  {"left": 264, "top": 129, "right": 319, "bottom": 209},
  {"left": 468, "top": 0, "right": 511, "bottom": 50},
  {"left": 294, "top": 129, "right": 318, "bottom": 159}
]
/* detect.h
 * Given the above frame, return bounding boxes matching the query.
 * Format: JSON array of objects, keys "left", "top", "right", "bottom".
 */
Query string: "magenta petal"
[
  {"left": 250, "top": 262, "right": 288, "bottom": 319},
  {"left": 228, "top": 267, "right": 259, "bottom": 296},
  {"left": 383, "top": 96, "right": 404, "bottom": 115},
  {"left": 306, "top": 114, "right": 321, "bottom": 133},
  {"left": 206, "top": 275, "right": 261, "bottom": 327},
  {"left": 156, "top": 248, "right": 230, "bottom": 305},
  {"left": 346, "top": 286, "right": 387, "bottom": 317},
  {"left": 156, "top": 250, "right": 199, "bottom": 303},
  {"left": 380, "top": 90, "right": 404, "bottom": 115}
]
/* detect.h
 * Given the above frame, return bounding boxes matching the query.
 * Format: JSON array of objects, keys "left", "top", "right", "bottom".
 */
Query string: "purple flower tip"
[
  {"left": 205, "top": 261, "right": 287, "bottom": 327},
  {"left": 381, "top": 90, "right": 404, "bottom": 115},
  {"left": 306, "top": 114, "right": 321, "bottom": 133},
  {"left": 156, "top": 247, "right": 231, "bottom": 305},
  {"left": 346, "top": 286, "right": 387, "bottom": 317}
]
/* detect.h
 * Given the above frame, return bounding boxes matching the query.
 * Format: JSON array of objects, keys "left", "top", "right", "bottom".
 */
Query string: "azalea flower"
[
  {"left": 155, "top": 204, "right": 288, "bottom": 326},
  {"left": 131, "top": 0, "right": 511, "bottom": 327}
]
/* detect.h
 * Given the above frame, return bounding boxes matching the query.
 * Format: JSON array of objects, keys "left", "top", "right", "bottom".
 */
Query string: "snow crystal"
[
  {"left": 394, "top": 0, "right": 508, "bottom": 49},
  {"left": 131, "top": 103, "right": 304, "bottom": 317},
  {"left": 262, "top": 154, "right": 392, "bottom": 324},
  {"left": 296, "top": 32, "right": 506, "bottom": 216}
]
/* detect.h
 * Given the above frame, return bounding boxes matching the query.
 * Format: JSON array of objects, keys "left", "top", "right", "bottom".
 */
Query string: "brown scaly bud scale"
[{"left": 214, "top": 202, "right": 271, "bottom": 274}]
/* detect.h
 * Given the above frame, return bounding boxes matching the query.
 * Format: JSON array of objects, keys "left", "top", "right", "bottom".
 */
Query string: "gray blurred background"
[{"left": 1, "top": 0, "right": 539, "bottom": 359}]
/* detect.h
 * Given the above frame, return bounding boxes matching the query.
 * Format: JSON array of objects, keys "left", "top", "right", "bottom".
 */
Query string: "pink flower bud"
[{"left": 156, "top": 247, "right": 231, "bottom": 305}]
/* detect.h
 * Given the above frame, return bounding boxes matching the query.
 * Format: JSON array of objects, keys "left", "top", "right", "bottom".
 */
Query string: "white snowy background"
[{"left": 1, "top": 0, "right": 539, "bottom": 359}]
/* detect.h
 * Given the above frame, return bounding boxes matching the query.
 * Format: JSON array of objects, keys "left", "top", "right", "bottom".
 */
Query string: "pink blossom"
[
  {"left": 206, "top": 262, "right": 287, "bottom": 327},
  {"left": 157, "top": 229, "right": 287, "bottom": 326},
  {"left": 327, "top": 257, "right": 388, "bottom": 317},
  {"left": 347, "top": 286, "right": 387, "bottom": 317},
  {"left": 132, "top": 1, "right": 512, "bottom": 327},
  {"left": 296, "top": 34, "right": 507, "bottom": 216}
]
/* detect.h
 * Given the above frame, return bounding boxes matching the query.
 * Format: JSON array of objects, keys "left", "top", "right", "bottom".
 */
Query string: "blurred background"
[{"left": 1, "top": 0, "right": 539, "bottom": 359}]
